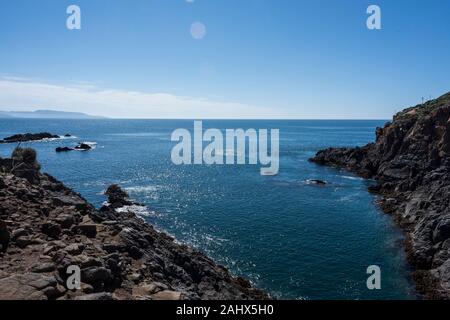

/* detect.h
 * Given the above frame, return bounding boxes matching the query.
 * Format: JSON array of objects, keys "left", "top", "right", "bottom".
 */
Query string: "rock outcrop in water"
[
  {"left": 56, "top": 143, "right": 93, "bottom": 153},
  {"left": 310, "top": 92, "right": 450, "bottom": 299},
  {"left": 0, "top": 151, "right": 268, "bottom": 300},
  {"left": 0, "top": 133, "right": 61, "bottom": 143}
]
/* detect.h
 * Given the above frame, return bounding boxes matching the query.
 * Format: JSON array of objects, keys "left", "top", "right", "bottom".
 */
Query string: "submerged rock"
[
  {"left": 55, "top": 147, "right": 74, "bottom": 153},
  {"left": 56, "top": 142, "right": 94, "bottom": 153},
  {"left": 306, "top": 179, "right": 327, "bottom": 185}
]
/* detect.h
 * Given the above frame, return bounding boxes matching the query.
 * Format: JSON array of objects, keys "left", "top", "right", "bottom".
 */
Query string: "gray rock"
[
  {"left": 11, "top": 228, "right": 29, "bottom": 240},
  {"left": 31, "top": 262, "right": 56, "bottom": 273},
  {"left": 65, "top": 243, "right": 85, "bottom": 255}
]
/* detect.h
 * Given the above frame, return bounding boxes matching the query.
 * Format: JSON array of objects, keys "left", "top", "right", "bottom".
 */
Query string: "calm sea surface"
[{"left": 0, "top": 119, "right": 416, "bottom": 299}]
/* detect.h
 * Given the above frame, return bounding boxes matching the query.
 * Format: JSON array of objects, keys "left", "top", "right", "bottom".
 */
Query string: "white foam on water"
[
  {"left": 125, "top": 186, "right": 158, "bottom": 193},
  {"left": 115, "top": 204, "right": 156, "bottom": 219},
  {"left": 341, "top": 175, "right": 363, "bottom": 181}
]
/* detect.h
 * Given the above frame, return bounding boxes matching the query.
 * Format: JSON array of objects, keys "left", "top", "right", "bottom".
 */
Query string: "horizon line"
[{"left": 0, "top": 117, "right": 391, "bottom": 121}]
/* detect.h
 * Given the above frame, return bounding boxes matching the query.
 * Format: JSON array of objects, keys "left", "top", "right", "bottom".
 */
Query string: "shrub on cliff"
[
  {"left": 10, "top": 147, "right": 41, "bottom": 184},
  {"left": 12, "top": 147, "right": 40, "bottom": 169}
]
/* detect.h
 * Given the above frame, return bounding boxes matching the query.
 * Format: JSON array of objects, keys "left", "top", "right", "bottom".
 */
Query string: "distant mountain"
[{"left": 0, "top": 110, "right": 106, "bottom": 119}]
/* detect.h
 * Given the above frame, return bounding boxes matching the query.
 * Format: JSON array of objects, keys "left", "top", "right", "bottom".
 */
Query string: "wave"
[
  {"left": 125, "top": 185, "right": 158, "bottom": 193},
  {"left": 115, "top": 204, "right": 156, "bottom": 218},
  {"left": 340, "top": 175, "right": 363, "bottom": 181}
]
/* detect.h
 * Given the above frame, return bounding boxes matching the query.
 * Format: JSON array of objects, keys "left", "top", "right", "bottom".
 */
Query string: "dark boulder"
[
  {"left": 74, "top": 224, "right": 97, "bottom": 238},
  {"left": 55, "top": 147, "right": 73, "bottom": 153},
  {"left": 105, "top": 184, "right": 132, "bottom": 207},
  {"left": 11, "top": 228, "right": 30, "bottom": 240},
  {"left": 11, "top": 163, "right": 40, "bottom": 184},
  {"left": 54, "top": 214, "right": 76, "bottom": 229},
  {"left": 81, "top": 267, "right": 112, "bottom": 284},
  {"left": 306, "top": 179, "right": 327, "bottom": 185},
  {"left": 41, "top": 222, "right": 62, "bottom": 239}
]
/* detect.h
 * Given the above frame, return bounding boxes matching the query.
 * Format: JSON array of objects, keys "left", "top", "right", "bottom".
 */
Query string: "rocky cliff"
[
  {"left": 0, "top": 150, "right": 268, "bottom": 300},
  {"left": 311, "top": 92, "right": 450, "bottom": 299}
]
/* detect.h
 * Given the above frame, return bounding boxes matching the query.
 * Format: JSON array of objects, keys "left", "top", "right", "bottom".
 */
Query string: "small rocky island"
[
  {"left": 0, "top": 148, "right": 268, "bottom": 300},
  {"left": 0, "top": 133, "right": 63, "bottom": 144},
  {"left": 311, "top": 92, "right": 450, "bottom": 299}
]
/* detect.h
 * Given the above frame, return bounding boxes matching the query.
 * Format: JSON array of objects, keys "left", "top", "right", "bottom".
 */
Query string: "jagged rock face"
[
  {"left": 0, "top": 159, "right": 268, "bottom": 300},
  {"left": 311, "top": 92, "right": 450, "bottom": 299},
  {"left": 105, "top": 184, "right": 131, "bottom": 208}
]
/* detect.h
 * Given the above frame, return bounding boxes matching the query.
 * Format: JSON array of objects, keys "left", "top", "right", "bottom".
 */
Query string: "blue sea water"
[{"left": 0, "top": 119, "right": 416, "bottom": 299}]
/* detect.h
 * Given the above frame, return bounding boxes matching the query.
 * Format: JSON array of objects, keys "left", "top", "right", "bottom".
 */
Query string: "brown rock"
[
  {"left": 0, "top": 273, "right": 57, "bottom": 300},
  {"left": 150, "top": 290, "right": 182, "bottom": 300},
  {"left": 74, "top": 292, "right": 114, "bottom": 300}
]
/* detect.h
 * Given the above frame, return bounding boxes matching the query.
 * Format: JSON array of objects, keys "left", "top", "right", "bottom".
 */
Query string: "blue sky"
[{"left": 0, "top": 0, "right": 449, "bottom": 118}]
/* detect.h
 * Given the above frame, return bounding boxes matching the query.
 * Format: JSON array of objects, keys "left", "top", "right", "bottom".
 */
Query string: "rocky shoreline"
[
  {"left": 310, "top": 92, "right": 450, "bottom": 299},
  {"left": 0, "top": 148, "right": 269, "bottom": 300}
]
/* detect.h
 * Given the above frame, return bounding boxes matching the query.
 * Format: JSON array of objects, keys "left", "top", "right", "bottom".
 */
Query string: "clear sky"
[{"left": 0, "top": 0, "right": 449, "bottom": 119}]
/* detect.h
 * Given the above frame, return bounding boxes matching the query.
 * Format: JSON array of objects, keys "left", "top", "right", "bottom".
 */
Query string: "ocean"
[{"left": 0, "top": 119, "right": 416, "bottom": 299}]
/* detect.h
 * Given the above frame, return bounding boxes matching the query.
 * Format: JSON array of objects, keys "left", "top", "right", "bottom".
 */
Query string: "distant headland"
[{"left": 0, "top": 110, "right": 106, "bottom": 119}]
